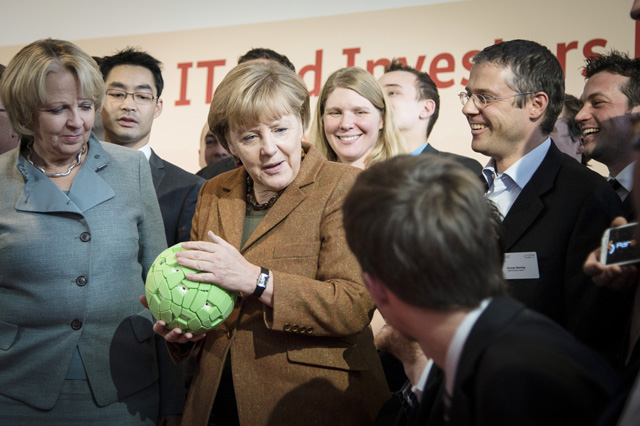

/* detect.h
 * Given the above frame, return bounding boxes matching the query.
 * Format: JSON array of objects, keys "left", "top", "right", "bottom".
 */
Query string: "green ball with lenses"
[{"left": 145, "top": 243, "right": 236, "bottom": 335}]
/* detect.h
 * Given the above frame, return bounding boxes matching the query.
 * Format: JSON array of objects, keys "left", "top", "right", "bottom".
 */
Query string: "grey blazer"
[{"left": 0, "top": 136, "right": 181, "bottom": 413}]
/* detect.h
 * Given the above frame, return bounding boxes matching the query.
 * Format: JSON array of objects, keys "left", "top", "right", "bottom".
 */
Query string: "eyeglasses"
[
  {"left": 105, "top": 89, "right": 157, "bottom": 105},
  {"left": 458, "top": 92, "right": 534, "bottom": 108}
]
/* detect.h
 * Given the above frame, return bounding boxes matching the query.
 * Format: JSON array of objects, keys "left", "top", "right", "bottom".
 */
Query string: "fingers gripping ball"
[{"left": 145, "top": 243, "right": 236, "bottom": 335}]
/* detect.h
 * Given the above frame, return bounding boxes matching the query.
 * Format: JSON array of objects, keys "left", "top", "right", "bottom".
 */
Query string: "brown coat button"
[{"left": 283, "top": 323, "right": 291, "bottom": 332}]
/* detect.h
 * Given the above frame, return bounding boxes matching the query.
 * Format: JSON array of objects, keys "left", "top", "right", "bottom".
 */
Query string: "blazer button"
[
  {"left": 71, "top": 319, "right": 82, "bottom": 330},
  {"left": 80, "top": 232, "right": 91, "bottom": 242},
  {"left": 76, "top": 276, "right": 87, "bottom": 286},
  {"left": 227, "top": 329, "right": 233, "bottom": 339},
  {"left": 283, "top": 323, "right": 291, "bottom": 332},
  {"left": 306, "top": 327, "right": 314, "bottom": 335},
  {"left": 291, "top": 325, "right": 299, "bottom": 333}
]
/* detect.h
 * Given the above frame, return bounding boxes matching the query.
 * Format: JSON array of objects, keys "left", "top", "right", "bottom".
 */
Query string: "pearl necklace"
[{"left": 27, "top": 143, "right": 86, "bottom": 178}]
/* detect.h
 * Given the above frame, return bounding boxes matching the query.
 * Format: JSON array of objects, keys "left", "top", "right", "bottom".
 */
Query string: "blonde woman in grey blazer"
[{"left": 0, "top": 39, "right": 183, "bottom": 425}]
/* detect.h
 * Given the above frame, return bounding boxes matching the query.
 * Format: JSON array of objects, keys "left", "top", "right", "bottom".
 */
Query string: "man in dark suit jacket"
[
  {"left": 576, "top": 51, "right": 640, "bottom": 222},
  {"left": 99, "top": 48, "right": 204, "bottom": 424},
  {"left": 100, "top": 48, "right": 204, "bottom": 247},
  {"left": 375, "top": 60, "right": 483, "bottom": 414},
  {"left": 379, "top": 59, "right": 482, "bottom": 175},
  {"left": 343, "top": 154, "right": 619, "bottom": 426},
  {"left": 463, "top": 39, "right": 627, "bottom": 366}
]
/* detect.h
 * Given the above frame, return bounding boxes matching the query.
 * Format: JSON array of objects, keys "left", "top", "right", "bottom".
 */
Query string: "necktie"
[
  {"left": 609, "top": 178, "right": 622, "bottom": 191},
  {"left": 443, "top": 388, "right": 452, "bottom": 423}
]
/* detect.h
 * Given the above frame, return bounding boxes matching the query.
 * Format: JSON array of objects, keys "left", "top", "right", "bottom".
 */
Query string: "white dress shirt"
[
  {"left": 609, "top": 161, "right": 635, "bottom": 201},
  {"left": 138, "top": 142, "right": 152, "bottom": 161},
  {"left": 483, "top": 138, "right": 551, "bottom": 218}
]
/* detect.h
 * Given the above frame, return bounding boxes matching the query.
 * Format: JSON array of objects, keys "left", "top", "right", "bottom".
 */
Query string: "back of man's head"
[
  {"left": 584, "top": 51, "right": 640, "bottom": 110},
  {"left": 100, "top": 47, "right": 164, "bottom": 97},
  {"left": 384, "top": 59, "right": 440, "bottom": 137},
  {"left": 238, "top": 48, "right": 296, "bottom": 72},
  {"left": 343, "top": 155, "right": 506, "bottom": 311},
  {"left": 473, "top": 39, "right": 564, "bottom": 135}
]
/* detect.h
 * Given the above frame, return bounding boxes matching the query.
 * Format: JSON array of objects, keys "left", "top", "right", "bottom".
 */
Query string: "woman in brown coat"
[{"left": 153, "top": 61, "right": 389, "bottom": 426}]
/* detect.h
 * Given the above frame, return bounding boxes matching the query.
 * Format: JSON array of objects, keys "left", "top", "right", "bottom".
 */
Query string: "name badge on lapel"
[{"left": 503, "top": 252, "right": 540, "bottom": 280}]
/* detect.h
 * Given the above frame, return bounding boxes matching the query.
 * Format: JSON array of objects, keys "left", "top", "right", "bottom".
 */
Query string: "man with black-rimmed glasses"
[
  {"left": 100, "top": 48, "right": 204, "bottom": 247},
  {"left": 460, "top": 39, "right": 627, "bottom": 368}
]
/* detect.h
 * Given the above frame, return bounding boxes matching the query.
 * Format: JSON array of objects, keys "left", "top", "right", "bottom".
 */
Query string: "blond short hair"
[
  {"left": 1, "top": 39, "right": 104, "bottom": 138},
  {"left": 310, "top": 67, "right": 407, "bottom": 168},
  {"left": 208, "top": 61, "right": 310, "bottom": 152}
]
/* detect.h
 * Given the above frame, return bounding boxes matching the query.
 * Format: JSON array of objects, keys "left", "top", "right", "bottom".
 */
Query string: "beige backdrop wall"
[{"left": 0, "top": 0, "right": 635, "bottom": 174}]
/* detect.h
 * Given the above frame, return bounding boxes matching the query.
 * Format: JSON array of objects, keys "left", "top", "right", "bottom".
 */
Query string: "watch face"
[
  {"left": 257, "top": 273, "right": 268, "bottom": 288},
  {"left": 257, "top": 268, "right": 269, "bottom": 288},
  {"left": 253, "top": 269, "right": 269, "bottom": 297}
]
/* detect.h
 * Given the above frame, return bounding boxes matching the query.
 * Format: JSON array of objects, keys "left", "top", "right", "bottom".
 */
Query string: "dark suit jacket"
[
  {"left": 502, "top": 143, "right": 629, "bottom": 366},
  {"left": 597, "top": 350, "right": 640, "bottom": 426},
  {"left": 444, "top": 297, "right": 618, "bottom": 426},
  {"left": 196, "top": 156, "right": 237, "bottom": 180},
  {"left": 421, "top": 144, "right": 483, "bottom": 176},
  {"left": 149, "top": 149, "right": 205, "bottom": 246},
  {"left": 622, "top": 193, "right": 634, "bottom": 222}
]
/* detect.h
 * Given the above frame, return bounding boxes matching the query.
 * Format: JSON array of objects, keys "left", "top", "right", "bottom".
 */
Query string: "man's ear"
[
  {"left": 363, "top": 272, "right": 390, "bottom": 308},
  {"left": 419, "top": 99, "right": 436, "bottom": 120},
  {"left": 154, "top": 97, "right": 163, "bottom": 119},
  {"left": 529, "top": 92, "right": 548, "bottom": 120}
]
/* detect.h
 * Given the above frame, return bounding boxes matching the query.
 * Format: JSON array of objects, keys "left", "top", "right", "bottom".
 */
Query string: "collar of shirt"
[
  {"left": 411, "top": 358, "right": 434, "bottom": 400},
  {"left": 411, "top": 142, "right": 428, "bottom": 156},
  {"left": 138, "top": 143, "right": 152, "bottom": 161},
  {"left": 482, "top": 138, "right": 551, "bottom": 217},
  {"left": 611, "top": 161, "right": 636, "bottom": 193},
  {"left": 444, "top": 298, "right": 491, "bottom": 400},
  {"left": 482, "top": 138, "right": 551, "bottom": 191}
]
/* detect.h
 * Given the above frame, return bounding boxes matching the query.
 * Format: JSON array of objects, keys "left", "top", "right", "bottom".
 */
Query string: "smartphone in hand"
[{"left": 600, "top": 222, "right": 640, "bottom": 266}]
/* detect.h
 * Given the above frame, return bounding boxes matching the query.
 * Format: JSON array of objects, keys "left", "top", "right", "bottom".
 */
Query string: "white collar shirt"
[
  {"left": 138, "top": 143, "right": 152, "bottom": 161},
  {"left": 609, "top": 161, "right": 635, "bottom": 201},
  {"left": 483, "top": 138, "right": 551, "bottom": 218}
]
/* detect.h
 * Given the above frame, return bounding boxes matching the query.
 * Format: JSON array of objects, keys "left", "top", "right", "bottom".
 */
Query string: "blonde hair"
[
  {"left": 310, "top": 67, "right": 407, "bottom": 168},
  {"left": 208, "top": 61, "right": 310, "bottom": 152},
  {"left": 1, "top": 39, "right": 104, "bottom": 138}
]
